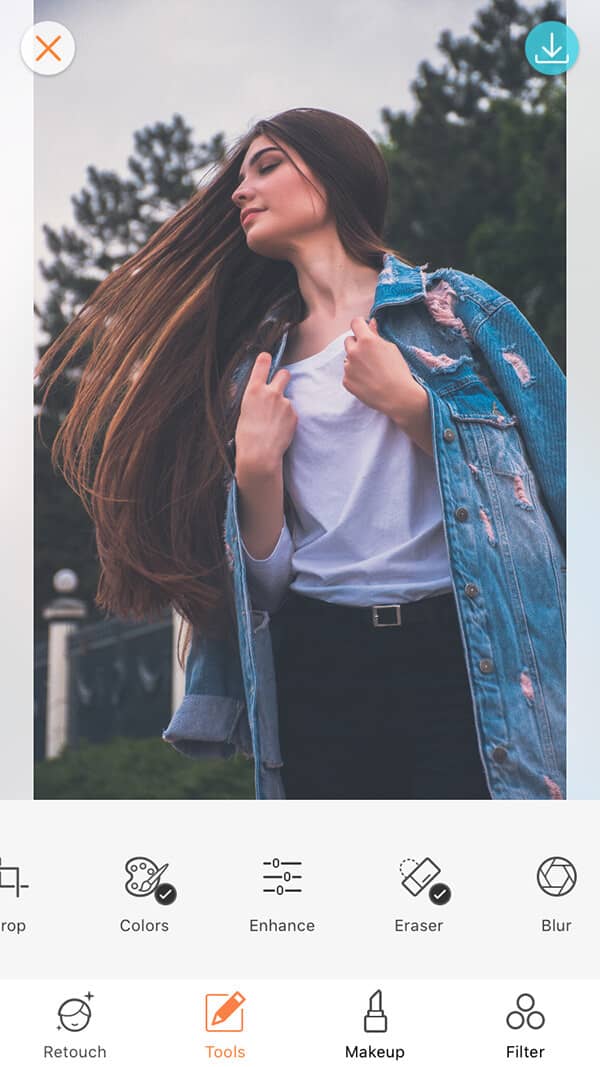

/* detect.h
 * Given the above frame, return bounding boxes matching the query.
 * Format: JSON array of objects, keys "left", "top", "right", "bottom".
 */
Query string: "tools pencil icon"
[{"left": 205, "top": 992, "right": 246, "bottom": 1032}]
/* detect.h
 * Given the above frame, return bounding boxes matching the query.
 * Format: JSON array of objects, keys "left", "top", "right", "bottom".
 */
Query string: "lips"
[{"left": 241, "top": 208, "right": 266, "bottom": 226}]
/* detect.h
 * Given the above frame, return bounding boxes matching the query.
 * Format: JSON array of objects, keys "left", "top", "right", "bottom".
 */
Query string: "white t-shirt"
[{"left": 241, "top": 330, "right": 453, "bottom": 612}]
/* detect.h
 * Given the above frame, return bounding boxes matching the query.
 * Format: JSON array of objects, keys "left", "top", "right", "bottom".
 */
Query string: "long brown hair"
[{"left": 35, "top": 107, "right": 411, "bottom": 665}]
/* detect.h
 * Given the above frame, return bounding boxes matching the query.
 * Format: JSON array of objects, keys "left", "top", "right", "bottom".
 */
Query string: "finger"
[
  {"left": 350, "top": 316, "right": 370, "bottom": 337},
  {"left": 248, "top": 351, "right": 272, "bottom": 385},
  {"left": 269, "top": 367, "right": 291, "bottom": 394}
]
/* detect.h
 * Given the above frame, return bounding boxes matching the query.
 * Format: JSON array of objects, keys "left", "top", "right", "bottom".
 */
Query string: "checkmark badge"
[
  {"left": 428, "top": 882, "right": 451, "bottom": 905},
  {"left": 154, "top": 882, "right": 177, "bottom": 905}
]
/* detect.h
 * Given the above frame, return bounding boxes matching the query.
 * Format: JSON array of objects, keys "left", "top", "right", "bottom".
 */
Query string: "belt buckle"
[{"left": 371, "top": 604, "right": 402, "bottom": 627}]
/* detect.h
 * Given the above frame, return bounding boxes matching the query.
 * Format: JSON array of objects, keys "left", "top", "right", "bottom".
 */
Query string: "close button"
[{"left": 21, "top": 21, "right": 76, "bottom": 75}]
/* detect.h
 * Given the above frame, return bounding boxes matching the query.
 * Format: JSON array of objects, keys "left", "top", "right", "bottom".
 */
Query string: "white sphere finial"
[{"left": 53, "top": 568, "right": 78, "bottom": 594}]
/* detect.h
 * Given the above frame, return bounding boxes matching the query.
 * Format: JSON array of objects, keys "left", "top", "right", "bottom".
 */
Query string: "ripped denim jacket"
[{"left": 163, "top": 253, "right": 566, "bottom": 800}]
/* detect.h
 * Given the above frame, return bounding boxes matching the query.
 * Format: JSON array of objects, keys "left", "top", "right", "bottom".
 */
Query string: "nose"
[{"left": 232, "top": 178, "right": 253, "bottom": 208}]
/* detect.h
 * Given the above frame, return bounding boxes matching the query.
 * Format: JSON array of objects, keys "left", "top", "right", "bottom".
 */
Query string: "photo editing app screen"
[{"left": 2, "top": 0, "right": 599, "bottom": 1063}]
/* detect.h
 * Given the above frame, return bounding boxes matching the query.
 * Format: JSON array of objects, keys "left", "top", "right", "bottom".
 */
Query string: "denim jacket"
[{"left": 163, "top": 253, "right": 566, "bottom": 800}]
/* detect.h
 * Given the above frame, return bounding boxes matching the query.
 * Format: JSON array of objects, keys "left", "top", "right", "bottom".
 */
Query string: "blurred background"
[{"left": 33, "top": 0, "right": 565, "bottom": 798}]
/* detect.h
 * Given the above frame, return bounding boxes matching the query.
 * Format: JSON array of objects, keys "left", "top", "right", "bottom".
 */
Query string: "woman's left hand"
[
  {"left": 343, "top": 317, "right": 433, "bottom": 455},
  {"left": 343, "top": 317, "right": 423, "bottom": 418}
]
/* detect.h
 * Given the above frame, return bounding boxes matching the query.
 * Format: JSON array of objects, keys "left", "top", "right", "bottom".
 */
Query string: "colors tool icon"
[{"left": 124, "top": 857, "right": 169, "bottom": 898}]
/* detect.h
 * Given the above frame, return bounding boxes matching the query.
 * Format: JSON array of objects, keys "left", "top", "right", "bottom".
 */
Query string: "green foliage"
[
  {"left": 34, "top": 737, "right": 254, "bottom": 799},
  {"left": 380, "top": 0, "right": 565, "bottom": 365}
]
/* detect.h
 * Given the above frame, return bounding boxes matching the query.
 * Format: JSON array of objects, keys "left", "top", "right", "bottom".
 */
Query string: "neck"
[{"left": 285, "top": 233, "right": 382, "bottom": 321}]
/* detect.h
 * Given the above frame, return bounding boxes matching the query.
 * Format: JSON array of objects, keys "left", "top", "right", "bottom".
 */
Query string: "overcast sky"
[{"left": 34, "top": 0, "right": 541, "bottom": 311}]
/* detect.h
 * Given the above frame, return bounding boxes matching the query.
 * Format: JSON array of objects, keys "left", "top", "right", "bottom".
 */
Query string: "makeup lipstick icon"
[{"left": 364, "top": 990, "right": 387, "bottom": 1033}]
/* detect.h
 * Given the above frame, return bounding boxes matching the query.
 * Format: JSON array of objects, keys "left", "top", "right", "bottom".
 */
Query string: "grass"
[{"left": 34, "top": 736, "right": 255, "bottom": 799}]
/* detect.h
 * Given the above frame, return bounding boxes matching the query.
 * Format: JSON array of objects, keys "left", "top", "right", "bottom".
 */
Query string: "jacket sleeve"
[
  {"left": 450, "top": 270, "right": 566, "bottom": 544},
  {"left": 162, "top": 630, "right": 252, "bottom": 760}
]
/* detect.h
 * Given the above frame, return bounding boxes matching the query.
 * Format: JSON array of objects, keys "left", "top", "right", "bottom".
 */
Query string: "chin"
[{"left": 245, "top": 232, "right": 288, "bottom": 260}]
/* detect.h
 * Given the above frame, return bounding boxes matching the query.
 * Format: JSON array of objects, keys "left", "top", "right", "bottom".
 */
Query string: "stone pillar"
[
  {"left": 171, "top": 607, "right": 186, "bottom": 714},
  {"left": 42, "top": 570, "right": 87, "bottom": 759}
]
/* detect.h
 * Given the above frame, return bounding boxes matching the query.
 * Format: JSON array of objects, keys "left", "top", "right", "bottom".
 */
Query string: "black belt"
[{"left": 277, "top": 589, "right": 457, "bottom": 629}]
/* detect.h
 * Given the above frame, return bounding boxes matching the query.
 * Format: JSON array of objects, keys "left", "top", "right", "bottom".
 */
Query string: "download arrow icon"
[
  {"left": 526, "top": 21, "right": 579, "bottom": 76},
  {"left": 541, "top": 32, "right": 562, "bottom": 58}
]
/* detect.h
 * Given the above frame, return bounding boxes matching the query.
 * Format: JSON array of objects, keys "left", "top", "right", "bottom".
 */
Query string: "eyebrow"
[{"left": 236, "top": 147, "right": 281, "bottom": 185}]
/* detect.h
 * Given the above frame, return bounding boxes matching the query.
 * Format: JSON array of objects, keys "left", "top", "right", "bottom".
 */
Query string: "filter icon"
[{"left": 506, "top": 993, "right": 545, "bottom": 1030}]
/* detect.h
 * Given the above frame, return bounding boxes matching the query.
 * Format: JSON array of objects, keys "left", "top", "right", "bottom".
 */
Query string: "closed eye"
[{"left": 259, "top": 163, "right": 279, "bottom": 175}]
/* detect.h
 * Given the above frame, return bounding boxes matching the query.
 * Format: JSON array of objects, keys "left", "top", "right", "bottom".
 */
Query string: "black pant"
[{"left": 270, "top": 589, "right": 490, "bottom": 800}]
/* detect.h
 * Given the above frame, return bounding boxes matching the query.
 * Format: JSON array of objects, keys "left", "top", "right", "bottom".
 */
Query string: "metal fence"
[
  {"left": 68, "top": 614, "right": 173, "bottom": 745},
  {"left": 35, "top": 611, "right": 174, "bottom": 757}
]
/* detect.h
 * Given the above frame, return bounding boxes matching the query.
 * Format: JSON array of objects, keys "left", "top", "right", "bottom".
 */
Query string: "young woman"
[{"left": 36, "top": 108, "right": 566, "bottom": 801}]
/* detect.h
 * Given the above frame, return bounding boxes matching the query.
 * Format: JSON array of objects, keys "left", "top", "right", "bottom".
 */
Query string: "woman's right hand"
[{"left": 235, "top": 352, "right": 298, "bottom": 476}]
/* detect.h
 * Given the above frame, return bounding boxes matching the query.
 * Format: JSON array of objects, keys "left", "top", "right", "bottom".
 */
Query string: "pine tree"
[{"left": 380, "top": 0, "right": 565, "bottom": 365}]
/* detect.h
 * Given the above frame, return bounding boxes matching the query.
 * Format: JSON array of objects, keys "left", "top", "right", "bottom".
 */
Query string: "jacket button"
[
  {"left": 479, "top": 657, "right": 494, "bottom": 674},
  {"left": 492, "top": 745, "right": 508, "bottom": 763},
  {"left": 465, "top": 583, "right": 479, "bottom": 598},
  {"left": 443, "top": 428, "right": 455, "bottom": 442},
  {"left": 455, "top": 506, "right": 469, "bottom": 522}
]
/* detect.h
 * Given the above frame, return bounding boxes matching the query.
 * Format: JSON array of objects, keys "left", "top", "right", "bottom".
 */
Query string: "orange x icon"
[
  {"left": 21, "top": 22, "right": 75, "bottom": 76},
  {"left": 35, "top": 34, "right": 62, "bottom": 62}
]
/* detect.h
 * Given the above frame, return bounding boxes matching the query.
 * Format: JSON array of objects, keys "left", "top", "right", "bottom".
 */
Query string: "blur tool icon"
[{"left": 537, "top": 857, "right": 577, "bottom": 897}]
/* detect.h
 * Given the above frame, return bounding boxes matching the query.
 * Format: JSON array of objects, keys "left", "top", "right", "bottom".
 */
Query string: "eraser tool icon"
[{"left": 401, "top": 857, "right": 441, "bottom": 896}]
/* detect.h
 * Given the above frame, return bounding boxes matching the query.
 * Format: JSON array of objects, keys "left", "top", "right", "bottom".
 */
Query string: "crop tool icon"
[{"left": 0, "top": 857, "right": 29, "bottom": 898}]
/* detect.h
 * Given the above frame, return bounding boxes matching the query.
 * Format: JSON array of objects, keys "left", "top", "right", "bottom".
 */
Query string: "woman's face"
[{"left": 231, "top": 134, "right": 330, "bottom": 258}]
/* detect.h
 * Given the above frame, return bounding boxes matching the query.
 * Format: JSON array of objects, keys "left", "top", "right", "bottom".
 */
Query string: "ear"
[{"left": 368, "top": 317, "right": 379, "bottom": 333}]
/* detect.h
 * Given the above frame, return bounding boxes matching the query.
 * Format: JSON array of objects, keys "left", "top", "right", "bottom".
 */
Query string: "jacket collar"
[{"left": 369, "top": 252, "right": 427, "bottom": 315}]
